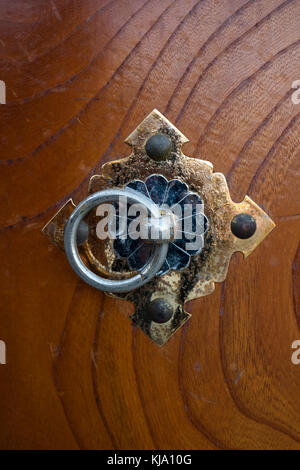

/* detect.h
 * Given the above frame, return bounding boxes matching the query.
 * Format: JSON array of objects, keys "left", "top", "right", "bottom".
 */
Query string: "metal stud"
[
  {"left": 231, "top": 213, "right": 256, "bottom": 239},
  {"left": 145, "top": 134, "right": 172, "bottom": 161},
  {"left": 146, "top": 298, "right": 173, "bottom": 323}
]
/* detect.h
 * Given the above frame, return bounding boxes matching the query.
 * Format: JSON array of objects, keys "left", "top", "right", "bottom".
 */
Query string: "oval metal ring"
[{"left": 64, "top": 188, "right": 169, "bottom": 293}]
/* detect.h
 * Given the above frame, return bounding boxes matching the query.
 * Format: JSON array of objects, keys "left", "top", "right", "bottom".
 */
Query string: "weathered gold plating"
[{"left": 42, "top": 109, "right": 275, "bottom": 346}]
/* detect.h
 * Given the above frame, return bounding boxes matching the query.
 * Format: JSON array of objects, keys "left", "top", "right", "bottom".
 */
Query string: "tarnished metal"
[{"left": 42, "top": 109, "right": 275, "bottom": 346}]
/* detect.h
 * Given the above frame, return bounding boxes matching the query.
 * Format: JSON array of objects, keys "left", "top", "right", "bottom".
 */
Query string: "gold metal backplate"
[{"left": 43, "top": 109, "right": 275, "bottom": 346}]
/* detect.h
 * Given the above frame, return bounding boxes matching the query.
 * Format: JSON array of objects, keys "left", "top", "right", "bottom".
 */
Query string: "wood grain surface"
[{"left": 0, "top": 0, "right": 299, "bottom": 449}]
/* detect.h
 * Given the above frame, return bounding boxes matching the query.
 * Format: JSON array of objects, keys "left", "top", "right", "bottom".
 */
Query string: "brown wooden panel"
[{"left": 0, "top": 0, "right": 299, "bottom": 449}]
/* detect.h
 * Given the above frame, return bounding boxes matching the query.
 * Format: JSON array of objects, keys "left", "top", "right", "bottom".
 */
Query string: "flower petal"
[
  {"left": 157, "top": 259, "right": 170, "bottom": 276},
  {"left": 145, "top": 174, "right": 168, "bottom": 205},
  {"left": 164, "top": 179, "right": 189, "bottom": 207},
  {"left": 197, "top": 214, "right": 208, "bottom": 235},
  {"left": 175, "top": 192, "right": 203, "bottom": 213},
  {"left": 173, "top": 233, "right": 204, "bottom": 256},
  {"left": 126, "top": 179, "right": 150, "bottom": 199},
  {"left": 166, "top": 243, "right": 190, "bottom": 270},
  {"left": 128, "top": 242, "right": 153, "bottom": 271},
  {"left": 113, "top": 237, "right": 142, "bottom": 258}
]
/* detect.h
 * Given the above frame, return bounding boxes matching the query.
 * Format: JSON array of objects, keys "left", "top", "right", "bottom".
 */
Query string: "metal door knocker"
[{"left": 43, "top": 110, "right": 275, "bottom": 345}]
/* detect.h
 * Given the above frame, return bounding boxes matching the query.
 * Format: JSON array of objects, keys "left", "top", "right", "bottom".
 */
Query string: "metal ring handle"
[{"left": 64, "top": 188, "right": 169, "bottom": 293}]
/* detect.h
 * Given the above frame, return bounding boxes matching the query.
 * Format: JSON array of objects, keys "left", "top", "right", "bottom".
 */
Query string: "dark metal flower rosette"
[
  {"left": 43, "top": 109, "right": 275, "bottom": 346},
  {"left": 113, "top": 174, "right": 208, "bottom": 276}
]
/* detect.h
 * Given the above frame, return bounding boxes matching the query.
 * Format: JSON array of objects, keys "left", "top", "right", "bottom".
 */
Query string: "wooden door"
[{"left": 0, "top": 0, "right": 299, "bottom": 450}]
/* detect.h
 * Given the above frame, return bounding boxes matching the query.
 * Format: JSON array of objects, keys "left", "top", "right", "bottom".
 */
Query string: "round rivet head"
[
  {"left": 145, "top": 134, "right": 172, "bottom": 161},
  {"left": 146, "top": 298, "right": 173, "bottom": 323},
  {"left": 231, "top": 213, "right": 256, "bottom": 239}
]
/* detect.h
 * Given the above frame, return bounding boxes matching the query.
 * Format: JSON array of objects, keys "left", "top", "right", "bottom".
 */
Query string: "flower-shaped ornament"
[{"left": 112, "top": 174, "right": 208, "bottom": 276}]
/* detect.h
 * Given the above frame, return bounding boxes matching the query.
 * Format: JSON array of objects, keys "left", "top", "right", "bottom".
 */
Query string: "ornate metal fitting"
[{"left": 43, "top": 109, "right": 275, "bottom": 346}]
